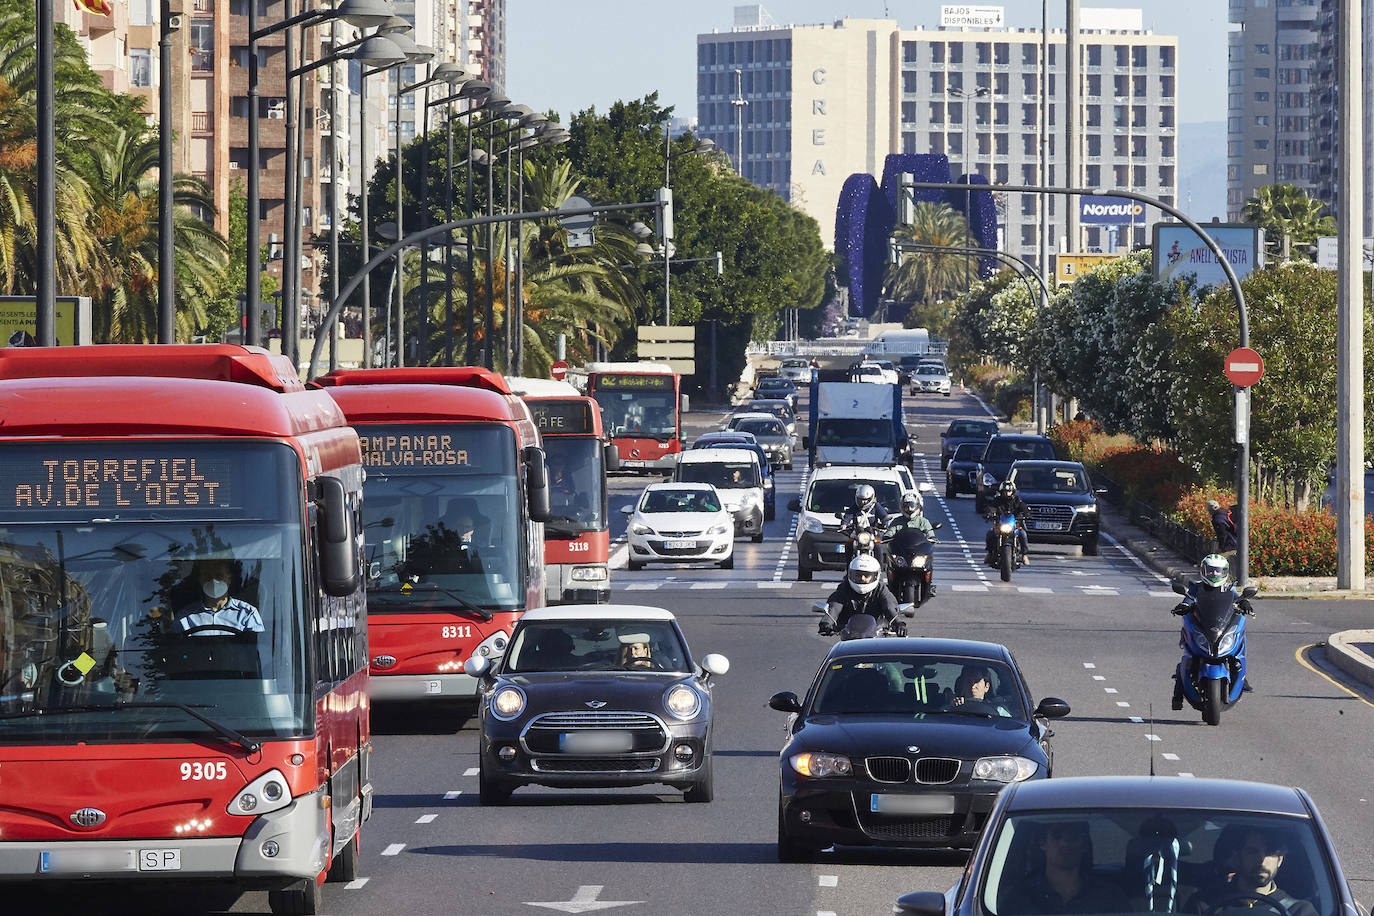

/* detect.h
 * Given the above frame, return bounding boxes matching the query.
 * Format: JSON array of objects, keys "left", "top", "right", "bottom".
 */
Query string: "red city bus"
[
  {"left": 314, "top": 368, "right": 549, "bottom": 701},
  {"left": 585, "top": 361, "right": 683, "bottom": 472},
  {"left": 0, "top": 345, "right": 369, "bottom": 915},
  {"left": 507, "top": 378, "right": 617, "bottom": 604}
]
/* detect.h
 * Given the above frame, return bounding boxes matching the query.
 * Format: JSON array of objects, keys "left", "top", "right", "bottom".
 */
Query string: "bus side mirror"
[
  {"left": 604, "top": 442, "right": 621, "bottom": 471},
  {"left": 317, "top": 476, "right": 360, "bottom": 597},
  {"left": 680, "top": 394, "right": 690, "bottom": 414},
  {"left": 524, "top": 446, "right": 551, "bottom": 523}
]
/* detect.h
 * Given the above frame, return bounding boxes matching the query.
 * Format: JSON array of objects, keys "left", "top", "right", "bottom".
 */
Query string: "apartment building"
[{"left": 1309, "top": 0, "right": 1373, "bottom": 235}]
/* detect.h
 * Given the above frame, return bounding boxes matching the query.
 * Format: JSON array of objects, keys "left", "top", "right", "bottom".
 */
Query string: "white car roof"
[
  {"left": 678, "top": 448, "right": 759, "bottom": 464},
  {"left": 644, "top": 481, "right": 716, "bottom": 492},
  {"left": 519, "top": 605, "right": 677, "bottom": 623},
  {"left": 732, "top": 412, "right": 781, "bottom": 422},
  {"left": 809, "top": 465, "right": 908, "bottom": 483}
]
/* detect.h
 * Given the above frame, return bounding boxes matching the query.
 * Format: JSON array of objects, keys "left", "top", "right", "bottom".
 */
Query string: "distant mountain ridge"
[{"left": 1178, "top": 121, "right": 1228, "bottom": 223}]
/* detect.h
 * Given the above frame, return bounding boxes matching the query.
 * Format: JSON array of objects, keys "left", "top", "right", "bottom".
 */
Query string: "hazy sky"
[{"left": 507, "top": 0, "right": 1229, "bottom": 126}]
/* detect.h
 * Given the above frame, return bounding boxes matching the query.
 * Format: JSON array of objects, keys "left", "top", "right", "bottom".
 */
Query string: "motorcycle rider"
[
  {"left": 838, "top": 484, "right": 892, "bottom": 534},
  {"left": 1171, "top": 554, "right": 1255, "bottom": 709},
  {"left": 819, "top": 554, "right": 902, "bottom": 636},
  {"left": 983, "top": 479, "right": 1031, "bottom": 566},
  {"left": 885, "top": 492, "right": 939, "bottom": 599}
]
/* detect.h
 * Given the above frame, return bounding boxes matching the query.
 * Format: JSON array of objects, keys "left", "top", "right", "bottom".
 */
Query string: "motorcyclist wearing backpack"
[{"left": 819, "top": 555, "right": 902, "bottom": 636}]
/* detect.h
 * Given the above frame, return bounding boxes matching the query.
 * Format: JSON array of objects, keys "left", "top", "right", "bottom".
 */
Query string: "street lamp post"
[
  {"left": 661, "top": 131, "right": 715, "bottom": 325},
  {"left": 157, "top": 1, "right": 177, "bottom": 343},
  {"left": 947, "top": 86, "right": 989, "bottom": 296},
  {"left": 731, "top": 68, "right": 748, "bottom": 177},
  {"left": 385, "top": 46, "right": 438, "bottom": 368}
]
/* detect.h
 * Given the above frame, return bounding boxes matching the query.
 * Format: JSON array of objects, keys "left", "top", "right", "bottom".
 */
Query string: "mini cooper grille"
[
  {"left": 858, "top": 812, "right": 960, "bottom": 840},
  {"left": 523, "top": 711, "right": 669, "bottom": 756},
  {"left": 530, "top": 711, "right": 661, "bottom": 730},
  {"left": 531, "top": 757, "right": 661, "bottom": 773},
  {"left": 865, "top": 756, "right": 912, "bottom": 783},
  {"left": 1025, "top": 504, "right": 1074, "bottom": 523},
  {"left": 915, "top": 757, "right": 961, "bottom": 784}
]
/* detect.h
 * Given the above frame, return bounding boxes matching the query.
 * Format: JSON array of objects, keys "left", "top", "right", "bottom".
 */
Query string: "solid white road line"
[
  {"left": 1101, "top": 530, "right": 1171, "bottom": 583},
  {"left": 380, "top": 843, "right": 405, "bottom": 856},
  {"left": 1016, "top": 586, "right": 1053, "bottom": 594},
  {"left": 951, "top": 583, "right": 989, "bottom": 592},
  {"left": 690, "top": 582, "right": 728, "bottom": 590},
  {"left": 623, "top": 582, "right": 659, "bottom": 590}
]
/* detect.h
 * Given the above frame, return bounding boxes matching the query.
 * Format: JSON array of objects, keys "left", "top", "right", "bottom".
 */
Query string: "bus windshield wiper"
[
  {"left": 0, "top": 702, "right": 261, "bottom": 754},
  {"left": 394, "top": 582, "right": 495, "bottom": 621}
]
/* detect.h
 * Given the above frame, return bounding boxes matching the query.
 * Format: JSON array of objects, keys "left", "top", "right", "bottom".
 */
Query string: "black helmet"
[{"left": 998, "top": 479, "right": 1017, "bottom": 498}]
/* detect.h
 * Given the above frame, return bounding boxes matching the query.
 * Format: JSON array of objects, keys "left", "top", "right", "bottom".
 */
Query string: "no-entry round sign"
[
  {"left": 550, "top": 360, "right": 569, "bottom": 381},
  {"left": 1224, "top": 347, "right": 1264, "bottom": 387}
]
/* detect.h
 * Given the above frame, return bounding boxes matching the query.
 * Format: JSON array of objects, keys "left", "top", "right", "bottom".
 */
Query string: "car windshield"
[
  {"left": 817, "top": 418, "right": 894, "bottom": 448},
  {"left": 917, "top": 366, "right": 946, "bottom": 376},
  {"left": 358, "top": 424, "right": 525, "bottom": 611},
  {"left": 1011, "top": 466, "right": 1090, "bottom": 493},
  {"left": 953, "top": 442, "right": 985, "bottom": 460},
  {"left": 641, "top": 489, "right": 721, "bottom": 513},
  {"left": 505, "top": 620, "right": 690, "bottom": 673},
  {"left": 980, "top": 809, "right": 1338, "bottom": 916},
  {"left": 0, "top": 442, "right": 311, "bottom": 743},
  {"left": 783, "top": 359, "right": 808, "bottom": 368},
  {"left": 748, "top": 403, "right": 793, "bottom": 422},
  {"left": 806, "top": 479, "right": 904, "bottom": 515},
  {"left": 678, "top": 460, "right": 760, "bottom": 489},
  {"left": 809, "top": 655, "right": 1026, "bottom": 718},
  {"left": 950, "top": 421, "right": 997, "bottom": 437},
  {"left": 541, "top": 436, "right": 607, "bottom": 536},
  {"left": 734, "top": 418, "right": 785, "bottom": 438},
  {"left": 985, "top": 439, "right": 1057, "bottom": 464},
  {"left": 593, "top": 389, "right": 678, "bottom": 441},
  {"left": 757, "top": 378, "right": 790, "bottom": 390}
]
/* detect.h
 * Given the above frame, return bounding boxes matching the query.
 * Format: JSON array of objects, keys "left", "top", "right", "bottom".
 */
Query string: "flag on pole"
[{"left": 73, "top": 0, "right": 114, "bottom": 16}]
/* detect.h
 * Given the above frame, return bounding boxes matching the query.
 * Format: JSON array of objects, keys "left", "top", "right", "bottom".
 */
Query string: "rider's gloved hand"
[
  {"left": 1170, "top": 603, "right": 1190, "bottom": 616},
  {"left": 817, "top": 621, "right": 834, "bottom": 636},
  {"left": 1238, "top": 599, "right": 1256, "bottom": 616}
]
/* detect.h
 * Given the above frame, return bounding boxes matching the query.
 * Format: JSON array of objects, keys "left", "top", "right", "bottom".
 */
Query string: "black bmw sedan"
[
  {"left": 770, "top": 638, "right": 1069, "bottom": 861},
  {"left": 465, "top": 605, "right": 729, "bottom": 805}
]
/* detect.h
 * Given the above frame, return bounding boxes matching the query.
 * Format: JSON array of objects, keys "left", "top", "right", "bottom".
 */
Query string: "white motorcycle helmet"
[
  {"left": 854, "top": 484, "right": 877, "bottom": 513},
  {"left": 847, "top": 554, "right": 882, "bottom": 595},
  {"left": 1200, "top": 553, "right": 1230, "bottom": 588},
  {"left": 901, "top": 491, "right": 922, "bottom": 517}
]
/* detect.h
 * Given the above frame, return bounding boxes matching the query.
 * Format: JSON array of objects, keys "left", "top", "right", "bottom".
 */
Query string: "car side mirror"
[
  {"left": 788, "top": 498, "right": 802, "bottom": 512},
  {"left": 811, "top": 600, "right": 828, "bottom": 614},
  {"left": 620, "top": 505, "right": 635, "bottom": 515},
  {"left": 898, "top": 602, "right": 916, "bottom": 619},
  {"left": 316, "top": 476, "right": 360, "bottom": 597},
  {"left": 768, "top": 691, "right": 802, "bottom": 713},
  {"left": 1241, "top": 586, "right": 1258, "bottom": 599},
  {"left": 894, "top": 892, "right": 947, "bottom": 916},
  {"left": 524, "top": 446, "right": 551, "bottom": 523},
  {"left": 700, "top": 653, "right": 730, "bottom": 677},
  {"left": 939, "top": 431, "right": 947, "bottom": 438},
  {"left": 463, "top": 655, "right": 490, "bottom": 678},
  {"left": 1034, "top": 697, "right": 1071, "bottom": 719}
]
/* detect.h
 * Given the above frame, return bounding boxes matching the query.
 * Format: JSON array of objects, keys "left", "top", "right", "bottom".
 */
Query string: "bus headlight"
[
  {"left": 474, "top": 629, "right": 509, "bottom": 658},
  {"left": 228, "top": 769, "right": 292, "bottom": 816},
  {"left": 570, "top": 566, "right": 608, "bottom": 582},
  {"left": 491, "top": 686, "right": 526, "bottom": 719}
]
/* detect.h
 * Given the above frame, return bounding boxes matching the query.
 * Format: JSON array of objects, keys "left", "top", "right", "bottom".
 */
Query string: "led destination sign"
[
  {"left": 6, "top": 456, "right": 230, "bottom": 510},
  {"left": 592, "top": 373, "right": 674, "bottom": 391},
  {"left": 356, "top": 424, "right": 515, "bottom": 476},
  {"left": 360, "top": 432, "right": 469, "bottom": 468},
  {"left": 526, "top": 400, "right": 594, "bottom": 435}
]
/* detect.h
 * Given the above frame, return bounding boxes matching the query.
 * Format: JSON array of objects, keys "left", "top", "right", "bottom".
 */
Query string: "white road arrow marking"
[{"left": 526, "top": 885, "right": 643, "bottom": 913}]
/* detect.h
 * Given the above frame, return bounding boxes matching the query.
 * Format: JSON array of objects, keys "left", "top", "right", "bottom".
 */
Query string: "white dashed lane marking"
[
  {"left": 463, "top": 767, "right": 479, "bottom": 777},
  {"left": 416, "top": 814, "right": 438, "bottom": 824},
  {"left": 818, "top": 875, "right": 838, "bottom": 888},
  {"left": 345, "top": 878, "right": 370, "bottom": 890},
  {"left": 443, "top": 790, "right": 461, "bottom": 800},
  {"left": 380, "top": 843, "right": 405, "bottom": 856}
]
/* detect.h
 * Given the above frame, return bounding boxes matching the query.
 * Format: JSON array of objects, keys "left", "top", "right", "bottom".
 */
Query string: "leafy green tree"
[
  {"left": 1241, "top": 183, "right": 1335, "bottom": 262},
  {"left": 886, "top": 201, "right": 969, "bottom": 334},
  {"left": 199, "top": 178, "right": 277, "bottom": 341}
]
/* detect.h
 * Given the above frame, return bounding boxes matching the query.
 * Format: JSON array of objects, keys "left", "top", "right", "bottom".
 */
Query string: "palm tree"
[
  {"left": 885, "top": 201, "right": 971, "bottom": 324},
  {"left": 83, "top": 129, "right": 227, "bottom": 342},
  {"left": 1241, "top": 184, "right": 1335, "bottom": 261}
]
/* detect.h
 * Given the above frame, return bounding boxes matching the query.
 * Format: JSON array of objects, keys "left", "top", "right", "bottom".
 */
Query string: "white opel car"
[{"left": 622, "top": 482, "right": 735, "bottom": 570}]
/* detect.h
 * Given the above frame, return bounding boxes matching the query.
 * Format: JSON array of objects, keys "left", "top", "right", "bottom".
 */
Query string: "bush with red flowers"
[{"left": 1094, "top": 445, "right": 1200, "bottom": 509}]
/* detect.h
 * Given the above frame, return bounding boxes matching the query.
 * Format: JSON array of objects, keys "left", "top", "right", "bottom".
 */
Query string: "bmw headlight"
[
  {"left": 789, "top": 752, "right": 852, "bottom": 778},
  {"left": 664, "top": 684, "right": 702, "bottom": 720},
  {"left": 629, "top": 522, "right": 655, "bottom": 536},
  {"left": 803, "top": 516, "right": 825, "bottom": 534},
  {"left": 973, "top": 755, "right": 1038, "bottom": 783},
  {"left": 982, "top": 472, "right": 997, "bottom": 488},
  {"left": 706, "top": 524, "right": 730, "bottom": 536},
  {"left": 1216, "top": 629, "right": 1239, "bottom": 655},
  {"left": 999, "top": 522, "right": 1015, "bottom": 534},
  {"left": 491, "top": 686, "right": 526, "bottom": 720},
  {"left": 570, "top": 566, "right": 608, "bottom": 582}
]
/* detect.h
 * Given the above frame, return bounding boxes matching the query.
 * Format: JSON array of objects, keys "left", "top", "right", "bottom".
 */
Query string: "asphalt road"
[{"left": 39, "top": 386, "right": 1374, "bottom": 915}]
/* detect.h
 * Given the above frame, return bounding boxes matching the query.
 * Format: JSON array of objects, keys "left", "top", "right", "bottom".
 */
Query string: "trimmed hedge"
[{"left": 966, "top": 363, "right": 1032, "bottom": 423}]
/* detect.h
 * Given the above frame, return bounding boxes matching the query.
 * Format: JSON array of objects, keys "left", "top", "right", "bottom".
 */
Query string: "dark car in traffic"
[
  {"left": 692, "top": 433, "right": 776, "bottom": 520},
  {"left": 974, "top": 434, "right": 1058, "bottom": 513},
  {"left": 770, "top": 637, "right": 1069, "bottom": 860},
  {"left": 894, "top": 776, "right": 1359, "bottom": 916},
  {"left": 753, "top": 376, "right": 798, "bottom": 410},
  {"left": 726, "top": 413, "right": 794, "bottom": 470},
  {"left": 465, "top": 605, "right": 729, "bottom": 804},
  {"left": 1007, "top": 460, "right": 1105, "bottom": 556},
  {"left": 945, "top": 441, "right": 984, "bottom": 498},
  {"left": 940, "top": 418, "right": 1000, "bottom": 470},
  {"left": 736, "top": 398, "right": 797, "bottom": 436}
]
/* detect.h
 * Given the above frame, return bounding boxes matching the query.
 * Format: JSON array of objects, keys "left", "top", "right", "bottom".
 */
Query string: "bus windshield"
[
  {"left": 0, "top": 442, "right": 311, "bottom": 743},
  {"left": 594, "top": 389, "right": 677, "bottom": 441},
  {"left": 543, "top": 436, "right": 607, "bottom": 537},
  {"left": 358, "top": 423, "right": 525, "bottom": 612}
]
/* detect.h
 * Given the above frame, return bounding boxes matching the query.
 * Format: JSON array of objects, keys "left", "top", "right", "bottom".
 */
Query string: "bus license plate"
[
  {"left": 870, "top": 794, "right": 956, "bottom": 815},
  {"left": 623, "top": 460, "right": 646, "bottom": 468},
  {"left": 139, "top": 849, "right": 182, "bottom": 871},
  {"left": 665, "top": 539, "right": 698, "bottom": 550},
  {"left": 1031, "top": 521, "right": 1062, "bottom": 531},
  {"left": 560, "top": 731, "right": 633, "bottom": 753},
  {"left": 40, "top": 849, "right": 136, "bottom": 873}
]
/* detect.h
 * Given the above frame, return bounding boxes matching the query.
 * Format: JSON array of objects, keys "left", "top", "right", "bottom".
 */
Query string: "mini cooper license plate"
[
  {"left": 664, "top": 539, "right": 698, "bottom": 550},
  {"left": 870, "top": 794, "right": 957, "bottom": 815},
  {"left": 560, "top": 730, "right": 634, "bottom": 753}
]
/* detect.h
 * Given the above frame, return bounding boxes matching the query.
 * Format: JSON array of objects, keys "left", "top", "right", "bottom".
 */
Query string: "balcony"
[
  {"left": 192, "top": 0, "right": 212, "bottom": 9},
  {"left": 191, "top": 111, "right": 211, "bottom": 133}
]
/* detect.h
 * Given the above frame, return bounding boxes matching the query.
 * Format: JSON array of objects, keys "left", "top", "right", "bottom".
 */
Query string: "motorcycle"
[
  {"left": 1171, "top": 579, "right": 1256, "bottom": 726},
  {"left": 839, "top": 510, "right": 887, "bottom": 563},
  {"left": 885, "top": 523, "right": 941, "bottom": 606},
  {"left": 812, "top": 600, "right": 915, "bottom": 640},
  {"left": 987, "top": 510, "right": 1025, "bottom": 583}
]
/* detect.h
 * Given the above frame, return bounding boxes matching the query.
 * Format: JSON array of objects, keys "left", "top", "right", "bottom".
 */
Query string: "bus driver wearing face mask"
[{"left": 176, "top": 558, "right": 265, "bottom": 636}]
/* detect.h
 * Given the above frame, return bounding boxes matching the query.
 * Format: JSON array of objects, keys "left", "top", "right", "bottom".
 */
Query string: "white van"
[{"left": 673, "top": 448, "right": 766, "bottom": 542}]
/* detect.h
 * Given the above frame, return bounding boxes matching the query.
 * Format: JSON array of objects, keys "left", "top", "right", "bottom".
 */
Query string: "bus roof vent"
[{"left": 313, "top": 367, "right": 512, "bottom": 394}]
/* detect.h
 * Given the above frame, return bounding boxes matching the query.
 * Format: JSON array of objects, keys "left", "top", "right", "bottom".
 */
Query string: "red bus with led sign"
[{"left": 585, "top": 361, "right": 684, "bottom": 472}]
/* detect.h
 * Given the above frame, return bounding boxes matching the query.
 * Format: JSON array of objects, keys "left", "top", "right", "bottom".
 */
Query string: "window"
[
  {"left": 1021, "top": 225, "right": 1036, "bottom": 246},
  {"left": 129, "top": 48, "right": 153, "bottom": 88},
  {"left": 995, "top": 73, "right": 1008, "bottom": 96},
  {"left": 1159, "top": 165, "right": 1175, "bottom": 186},
  {"left": 949, "top": 71, "right": 964, "bottom": 91},
  {"left": 931, "top": 72, "right": 945, "bottom": 94},
  {"left": 1022, "top": 45, "right": 1037, "bottom": 66},
  {"left": 903, "top": 72, "right": 920, "bottom": 94},
  {"left": 230, "top": 96, "right": 251, "bottom": 118},
  {"left": 190, "top": 21, "right": 213, "bottom": 71},
  {"left": 1253, "top": 163, "right": 1269, "bottom": 175},
  {"left": 1254, "top": 139, "right": 1270, "bottom": 149},
  {"left": 1114, "top": 135, "right": 1128, "bottom": 156},
  {"left": 1087, "top": 135, "right": 1101, "bottom": 156},
  {"left": 1133, "top": 165, "right": 1146, "bottom": 186},
  {"left": 928, "top": 134, "right": 945, "bottom": 155},
  {"left": 1255, "top": 91, "right": 1270, "bottom": 102},
  {"left": 994, "top": 164, "right": 1008, "bottom": 183},
  {"left": 929, "top": 102, "right": 945, "bottom": 124},
  {"left": 1021, "top": 198, "right": 1036, "bottom": 216},
  {"left": 1255, "top": 42, "right": 1271, "bottom": 54},
  {"left": 977, "top": 42, "right": 991, "bottom": 65},
  {"left": 1087, "top": 74, "right": 1101, "bottom": 96},
  {"left": 1254, "top": 67, "right": 1270, "bottom": 78},
  {"left": 994, "top": 43, "right": 1009, "bottom": 65},
  {"left": 1086, "top": 165, "right": 1101, "bottom": 185},
  {"left": 949, "top": 43, "right": 963, "bottom": 64},
  {"left": 1161, "top": 136, "right": 1175, "bottom": 157},
  {"left": 1086, "top": 104, "right": 1101, "bottom": 126},
  {"left": 903, "top": 41, "right": 919, "bottom": 62},
  {"left": 1114, "top": 75, "right": 1128, "bottom": 97},
  {"left": 1087, "top": 45, "right": 1102, "bottom": 66},
  {"left": 1115, "top": 45, "right": 1128, "bottom": 67},
  {"left": 1022, "top": 103, "right": 1037, "bottom": 125},
  {"left": 1132, "top": 135, "right": 1145, "bottom": 157},
  {"left": 1133, "top": 75, "right": 1147, "bottom": 97},
  {"left": 1161, "top": 76, "right": 1175, "bottom": 97},
  {"left": 949, "top": 102, "right": 963, "bottom": 124},
  {"left": 1161, "top": 46, "right": 1175, "bottom": 67},
  {"left": 1255, "top": 115, "right": 1269, "bottom": 126},
  {"left": 1132, "top": 46, "right": 1146, "bottom": 68},
  {"left": 931, "top": 43, "right": 945, "bottom": 64},
  {"left": 1023, "top": 133, "right": 1036, "bottom": 155}
]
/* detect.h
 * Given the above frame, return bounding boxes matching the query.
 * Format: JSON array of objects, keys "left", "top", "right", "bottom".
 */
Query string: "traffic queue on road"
[{"left": 0, "top": 345, "right": 1356, "bottom": 916}]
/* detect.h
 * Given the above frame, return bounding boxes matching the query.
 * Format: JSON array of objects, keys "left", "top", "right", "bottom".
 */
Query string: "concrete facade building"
[
  {"left": 1310, "top": 0, "right": 1373, "bottom": 236},
  {"left": 1225, "top": 0, "right": 1321, "bottom": 219},
  {"left": 696, "top": 7, "right": 1179, "bottom": 258}
]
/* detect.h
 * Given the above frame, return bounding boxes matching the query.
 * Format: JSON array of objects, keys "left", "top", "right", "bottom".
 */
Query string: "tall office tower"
[
  {"left": 1310, "top": 0, "right": 1373, "bottom": 235},
  {"left": 697, "top": 5, "right": 1179, "bottom": 257},
  {"left": 462, "top": 0, "right": 506, "bottom": 92},
  {"left": 1226, "top": 0, "right": 1321, "bottom": 220}
]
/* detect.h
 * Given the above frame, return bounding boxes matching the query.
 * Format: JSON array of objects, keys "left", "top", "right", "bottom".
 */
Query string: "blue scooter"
[{"left": 1170, "top": 579, "right": 1257, "bottom": 726}]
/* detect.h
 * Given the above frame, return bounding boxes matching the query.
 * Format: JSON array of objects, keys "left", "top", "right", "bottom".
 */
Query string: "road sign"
[
  {"left": 1054, "top": 253, "right": 1118, "bottom": 286},
  {"left": 1224, "top": 347, "right": 1264, "bottom": 387},
  {"left": 1315, "top": 236, "right": 1374, "bottom": 271},
  {"left": 557, "top": 196, "right": 596, "bottom": 232},
  {"left": 549, "top": 360, "right": 569, "bottom": 381}
]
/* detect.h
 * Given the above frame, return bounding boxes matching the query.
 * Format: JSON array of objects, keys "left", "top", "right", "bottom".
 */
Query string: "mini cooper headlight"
[
  {"left": 664, "top": 684, "right": 702, "bottom": 720},
  {"left": 973, "top": 755, "right": 1038, "bottom": 783},
  {"left": 790, "top": 752, "right": 852, "bottom": 778},
  {"left": 491, "top": 686, "right": 526, "bottom": 719}
]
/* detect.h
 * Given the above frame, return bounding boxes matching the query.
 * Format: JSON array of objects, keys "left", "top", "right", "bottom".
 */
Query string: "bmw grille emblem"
[
  {"left": 907, "top": 746, "right": 921, "bottom": 754},
  {"left": 69, "top": 808, "right": 106, "bottom": 829},
  {"left": 372, "top": 655, "right": 397, "bottom": 669},
  {"left": 585, "top": 700, "right": 607, "bottom": 709}
]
